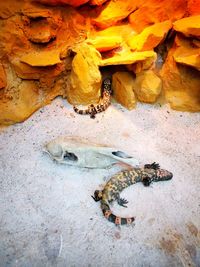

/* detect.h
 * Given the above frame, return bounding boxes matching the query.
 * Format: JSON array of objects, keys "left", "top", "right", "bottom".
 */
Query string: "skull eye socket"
[{"left": 63, "top": 151, "right": 78, "bottom": 162}]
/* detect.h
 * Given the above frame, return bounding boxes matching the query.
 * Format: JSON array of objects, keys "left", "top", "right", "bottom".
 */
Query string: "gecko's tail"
[
  {"left": 73, "top": 106, "right": 90, "bottom": 115},
  {"left": 101, "top": 200, "right": 135, "bottom": 225}
]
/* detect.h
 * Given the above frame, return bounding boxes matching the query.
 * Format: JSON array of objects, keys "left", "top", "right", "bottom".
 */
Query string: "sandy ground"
[{"left": 0, "top": 98, "right": 200, "bottom": 267}]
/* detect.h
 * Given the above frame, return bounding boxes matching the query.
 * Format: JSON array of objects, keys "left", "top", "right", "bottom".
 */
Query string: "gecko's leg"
[
  {"left": 116, "top": 194, "right": 128, "bottom": 208},
  {"left": 144, "top": 162, "right": 160, "bottom": 170},
  {"left": 142, "top": 176, "right": 152, "bottom": 187}
]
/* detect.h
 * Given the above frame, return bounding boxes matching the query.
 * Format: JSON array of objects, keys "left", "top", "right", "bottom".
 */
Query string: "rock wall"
[{"left": 0, "top": 0, "right": 199, "bottom": 125}]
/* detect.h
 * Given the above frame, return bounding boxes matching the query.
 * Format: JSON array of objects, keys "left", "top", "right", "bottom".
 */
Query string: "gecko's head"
[
  {"left": 142, "top": 168, "right": 173, "bottom": 186},
  {"left": 154, "top": 168, "right": 173, "bottom": 182},
  {"left": 102, "top": 78, "right": 112, "bottom": 94}
]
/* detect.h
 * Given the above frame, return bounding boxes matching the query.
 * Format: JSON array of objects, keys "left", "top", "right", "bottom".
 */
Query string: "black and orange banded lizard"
[
  {"left": 92, "top": 162, "right": 173, "bottom": 225},
  {"left": 73, "top": 78, "right": 112, "bottom": 119}
]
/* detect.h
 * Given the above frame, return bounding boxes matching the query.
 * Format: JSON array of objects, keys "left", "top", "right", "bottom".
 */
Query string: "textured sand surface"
[{"left": 0, "top": 98, "right": 200, "bottom": 266}]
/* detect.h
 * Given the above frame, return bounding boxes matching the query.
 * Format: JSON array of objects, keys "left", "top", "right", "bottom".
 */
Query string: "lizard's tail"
[
  {"left": 100, "top": 200, "right": 135, "bottom": 225},
  {"left": 73, "top": 106, "right": 90, "bottom": 115}
]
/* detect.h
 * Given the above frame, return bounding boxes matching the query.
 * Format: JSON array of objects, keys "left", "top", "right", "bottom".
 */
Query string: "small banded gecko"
[
  {"left": 92, "top": 162, "right": 173, "bottom": 225},
  {"left": 73, "top": 78, "right": 112, "bottom": 119}
]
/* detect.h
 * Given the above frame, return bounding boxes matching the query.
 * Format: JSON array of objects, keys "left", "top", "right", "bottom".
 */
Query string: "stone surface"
[
  {"left": 92, "top": 0, "right": 137, "bottom": 29},
  {"left": 0, "top": 2, "right": 87, "bottom": 125},
  {"left": 20, "top": 50, "right": 62, "bottom": 67},
  {"left": 133, "top": 70, "right": 162, "bottom": 103},
  {"left": 22, "top": 14, "right": 62, "bottom": 44},
  {"left": 173, "top": 36, "right": 200, "bottom": 71},
  {"left": 129, "top": 0, "right": 187, "bottom": 33},
  {"left": 90, "top": 0, "right": 108, "bottom": 5},
  {"left": 67, "top": 43, "right": 102, "bottom": 105},
  {"left": 35, "top": 0, "right": 89, "bottom": 6},
  {"left": 160, "top": 39, "right": 200, "bottom": 112},
  {"left": 128, "top": 20, "right": 172, "bottom": 51},
  {"left": 86, "top": 36, "right": 122, "bottom": 52},
  {"left": 112, "top": 72, "right": 136, "bottom": 110},
  {"left": 100, "top": 50, "right": 157, "bottom": 67},
  {"left": 173, "top": 15, "right": 200, "bottom": 37},
  {"left": 0, "top": 63, "right": 66, "bottom": 125},
  {"left": 187, "top": 0, "right": 200, "bottom": 15},
  {"left": 0, "top": 63, "right": 7, "bottom": 89}
]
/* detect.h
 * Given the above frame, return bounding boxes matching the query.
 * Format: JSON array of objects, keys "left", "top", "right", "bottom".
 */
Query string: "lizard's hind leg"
[{"left": 116, "top": 194, "right": 128, "bottom": 208}]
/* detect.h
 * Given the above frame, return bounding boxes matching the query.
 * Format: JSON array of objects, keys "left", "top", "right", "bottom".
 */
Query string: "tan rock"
[
  {"left": 0, "top": 81, "right": 40, "bottom": 125},
  {"left": 160, "top": 41, "right": 200, "bottom": 112},
  {"left": 67, "top": 43, "right": 102, "bottom": 105},
  {"left": 86, "top": 36, "right": 122, "bottom": 52},
  {"left": 173, "top": 15, "right": 200, "bottom": 38},
  {"left": 173, "top": 37, "right": 200, "bottom": 71},
  {"left": 129, "top": 0, "right": 187, "bottom": 33},
  {"left": 92, "top": 0, "right": 137, "bottom": 29},
  {"left": 112, "top": 72, "right": 136, "bottom": 110},
  {"left": 100, "top": 50, "right": 157, "bottom": 67},
  {"left": 0, "top": 63, "right": 65, "bottom": 125},
  {"left": 128, "top": 20, "right": 172, "bottom": 51},
  {"left": 0, "top": 64, "right": 7, "bottom": 89},
  {"left": 20, "top": 50, "right": 62, "bottom": 67},
  {"left": 133, "top": 70, "right": 162, "bottom": 103},
  {"left": 35, "top": 0, "right": 89, "bottom": 6}
]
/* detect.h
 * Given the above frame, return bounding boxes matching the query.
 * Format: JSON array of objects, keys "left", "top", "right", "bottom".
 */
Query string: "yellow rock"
[
  {"left": 173, "top": 36, "right": 200, "bottom": 71},
  {"left": 128, "top": 20, "right": 172, "bottom": 51},
  {"left": 133, "top": 70, "right": 162, "bottom": 103},
  {"left": 20, "top": 50, "right": 62, "bottom": 67},
  {"left": 86, "top": 36, "right": 122, "bottom": 52},
  {"left": 160, "top": 41, "right": 200, "bottom": 112},
  {"left": 100, "top": 50, "right": 157, "bottom": 66},
  {"left": 92, "top": 0, "right": 137, "bottom": 29},
  {"left": 67, "top": 43, "right": 102, "bottom": 105},
  {"left": 173, "top": 15, "right": 200, "bottom": 37},
  {"left": 112, "top": 72, "right": 136, "bottom": 110}
]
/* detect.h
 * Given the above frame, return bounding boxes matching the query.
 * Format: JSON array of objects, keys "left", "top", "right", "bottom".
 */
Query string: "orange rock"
[
  {"left": 90, "top": 0, "right": 108, "bottom": 5},
  {"left": 129, "top": 0, "right": 187, "bottom": 33},
  {"left": 128, "top": 20, "right": 172, "bottom": 51},
  {"left": 187, "top": 0, "right": 200, "bottom": 15},
  {"left": 0, "top": 63, "right": 7, "bottom": 89},
  {"left": 173, "top": 15, "right": 200, "bottom": 38},
  {"left": 22, "top": 14, "right": 62, "bottom": 44},
  {"left": 34, "top": 0, "right": 89, "bottom": 7},
  {"left": 92, "top": 0, "right": 137, "bottom": 29},
  {"left": 160, "top": 38, "right": 200, "bottom": 112}
]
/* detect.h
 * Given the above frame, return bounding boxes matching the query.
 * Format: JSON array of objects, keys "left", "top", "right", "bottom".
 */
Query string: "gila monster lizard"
[
  {"left": 73, "top": 78, "right": 112, "bottom": 119},
  {"left": 92, "top": 162, "right": 173, "bottom": 225}
]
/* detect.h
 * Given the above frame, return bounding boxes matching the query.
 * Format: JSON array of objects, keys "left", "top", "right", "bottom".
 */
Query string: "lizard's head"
[
  {"left": 142, "top": 166, "right": 173, "bottom": 186},
  {"left": 154, "top": 168, "right": 173, "bottom": 182},
  {"left": 102, "top": 78, "right": 112, "bottom": 94}
]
